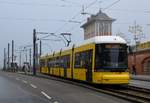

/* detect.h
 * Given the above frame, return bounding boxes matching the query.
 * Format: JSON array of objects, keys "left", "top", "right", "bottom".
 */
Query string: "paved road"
[
  {"left": 0, "top": 71, "right": 131, "bottom": 103},
  {"left": 0, "top": 72, "right": 51, "bottom": 103}
]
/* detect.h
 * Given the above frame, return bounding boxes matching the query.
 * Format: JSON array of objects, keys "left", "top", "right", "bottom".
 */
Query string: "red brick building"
[{"left": 128, "top": 42, "right": 150, "bottom": 75}]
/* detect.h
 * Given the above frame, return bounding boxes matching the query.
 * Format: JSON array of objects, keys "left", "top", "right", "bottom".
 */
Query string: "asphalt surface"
[
  {"left": 0, "top": 71, "right": 131, "bottom": 103},
  {"left": 0, "top": 72, "right": 51, "bottom": 103}
]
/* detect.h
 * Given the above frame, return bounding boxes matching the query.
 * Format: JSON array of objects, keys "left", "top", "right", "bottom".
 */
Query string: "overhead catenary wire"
[
  {"left": 71, "top": 0, "right": 98, "bottom": 19},
  {"left": 0, "top": 1, "right": 80, "bottom": 7},
  {"left": 53, "top": 0, "right": 98, "bottom": 34},
  {"left": 40, "top": 38, "right": 62, "bottom": 41},
  {"left": 36, "top": 30, "right": 67, "bottom": 46},
  {"left": 106, "top": 9, "right": 150, "bottom": 13},
  {"left": 0, "top": 17, "right": 84, "bottom": 22},
  {"left": 46, "top": 0, "right": 99, "bottom": 47},
  {"left": 58, "top": 0, "right": 118, "bottom": 34},
  {"left": 103, "top": 0, "right": 120, "bottom": 10},
  {"left": 53, "top": 0, "right": 114, "bottom": 37},
  {"left": 60, "top": 0, "right": 82, "bottom": 6},
  {"left": 52, "top": 0, "right": 149, "bottom": 39},
  {"left": 38, "top": 33, "right": 62, "bottom": 40},
  {"left": 64, "top": 0, "right": 121, "bottom": 34}
]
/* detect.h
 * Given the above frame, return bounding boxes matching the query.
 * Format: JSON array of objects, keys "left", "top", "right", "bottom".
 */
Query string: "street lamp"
[{"left": 128, "top": 21, "right": 144, "bottom": 68}]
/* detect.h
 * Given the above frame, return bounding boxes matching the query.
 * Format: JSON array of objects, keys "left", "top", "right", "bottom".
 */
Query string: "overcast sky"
[{"left": 0, "top": 0, "right": 150, "bottom": 67}]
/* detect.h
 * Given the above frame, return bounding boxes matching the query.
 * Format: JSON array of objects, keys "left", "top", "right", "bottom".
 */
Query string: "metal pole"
[
  {"left": 29, "top": 48, "right": 31, "bottom": 73},
  {"left": 40, "top": 40, "right": 42, "bottom": 56},
  {"left": 3, "top": 48, "right": 6, "bottom": 70},
  {"left": 33, "top": 29, "right": 36, "bottom": 75},
  {"left": 19, "top": 51, "right": 21, "bottom": 69},
  {"left": 12, "top": 40, "right": 14, "bottom": 72},
  {"left": 8, "top": 43, "right": 10, "bottom": 70},
  {"left": 36, "top": 43, "right": 38, "bottom": 72},
  {"left": 25, "top": 49, "right": 27, "bottom": 63},
  {"left": 133, "top": 21, "right": 137, "bottom": 66},
  {"left": 29, "top": 48, "right": 31, "bottom": 66},
  {"left": 39, "top": 40, "right": 42, "bottom": 73}
]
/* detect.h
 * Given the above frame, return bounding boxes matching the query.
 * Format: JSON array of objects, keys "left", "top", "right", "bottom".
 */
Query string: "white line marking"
[
  {"left": 16, "top": 78, "right": 20, "bottom": 80},
  {"left": 22, "top": 80, "right": 27, "bottom": 84},
  {"left": 41, "top": 91, "right": 52, "bottom": 100},
  {"left": 54, "top": 101, "right": 58, "bottom": 103},
  {"left": 30, "top": 84, "right": 37, "bottom": 89}
]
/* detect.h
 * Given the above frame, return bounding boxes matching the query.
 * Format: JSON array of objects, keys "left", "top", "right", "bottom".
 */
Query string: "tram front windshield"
[{"left": 95, "top": 44, "right": 128, "bottom": 71}]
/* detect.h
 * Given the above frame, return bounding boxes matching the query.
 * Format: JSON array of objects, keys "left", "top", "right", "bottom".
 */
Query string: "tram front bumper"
[{"left": 101, "top": 74, "right": 130, "bottom": 84}]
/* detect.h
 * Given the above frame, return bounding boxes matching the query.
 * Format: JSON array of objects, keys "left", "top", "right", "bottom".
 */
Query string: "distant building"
[
  {"left": 81, "top": 10, "right": 115, "bottom": 40},
  {"left": 137, "top": 41, "right": 150, "bottom": 50}
]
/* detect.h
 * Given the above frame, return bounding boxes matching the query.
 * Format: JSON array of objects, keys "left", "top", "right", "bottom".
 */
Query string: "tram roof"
[
  {"left": 62, "top": 36, "right": 126, "bottom": 50},
  {"left": 61, "top": 36, "right": 126, "bottom": 51},
  {"left": 40, "top": 36, "right": 127, "bottom": 58},
  {"left": 83, "top": 36, "right": 127, "bottom": 44}
]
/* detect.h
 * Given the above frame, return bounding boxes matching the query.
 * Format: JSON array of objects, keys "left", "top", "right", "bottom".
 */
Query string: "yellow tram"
[{"left": 40, "top": 36, "right": 130, "bottom": 84}]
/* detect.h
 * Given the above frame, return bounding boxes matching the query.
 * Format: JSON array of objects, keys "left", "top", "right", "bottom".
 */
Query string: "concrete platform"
[
  {"left": 131, "top": 74, "right": 150, "bottom": 82},
  {"left": 129, "top": 80, "right": 150, "bottom": 90},
  {"left": 129, "top": 74, "right": 150, "bottom": 90}
]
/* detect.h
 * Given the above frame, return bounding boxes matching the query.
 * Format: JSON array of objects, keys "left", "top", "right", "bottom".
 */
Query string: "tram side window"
[
  {"left": 74, "top": 50, "right": 92, "bottom": 68},
  {"left": 59, "top": 57, "right": 63, "bottom": 68},
  {"left": 74, "top": 53, "right": 81, "bottom": 68},
  {"left": 53, "top": 57, "right": 58, "bottom": 68},
  {"left": 47, "top": 58, "right": 52, "bottom": 68},
  {"left": 50, "top": 58, "right": 55, "bottom": 68},
  {"left": 55, "top": 57, "right": 60, "bottom": 68},
  {"left": 40, "top": 60, "right": 42, "bottom": 67},
  {"left": 60, "top": 55, "right": 70, "bottom": 68},
  {"left": 52, "top": 57, "right": 59, "bottom": 68},
  {"left": 66, "top": 55, "right": 70, "bottom": 68},
  {"left": 40, "top": 60, "right": 45, "bottom": 67},
  {"left": 86, "top": 50, "right": 93, "bottom": 67}
]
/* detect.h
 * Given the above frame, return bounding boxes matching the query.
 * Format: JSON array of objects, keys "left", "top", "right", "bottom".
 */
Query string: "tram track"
[
  {"left": 51, "top": 77, "right": 150, "bottom": 103},
  {"left": 103, "top": 86, "right": 150, "bottom": 103},
  {"left": 78, "top": 84, "right": 150, "bottom": 103},
  {"left": 45, "top": 75, "right": 150, "bottom": 103}
]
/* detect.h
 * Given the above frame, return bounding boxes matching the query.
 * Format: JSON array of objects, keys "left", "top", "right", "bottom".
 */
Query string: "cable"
[
  {"left": 106, "top": 9, "right": 150, "bottom": 13},
  {"left": 49, "top": 0, "right": 99, "bottom": 46},
  {"left": 71, "top": 0, "right": 98, "bottom": 19},
  {"left": 0, "top": 17, "right": 82, "bottom": 23},
  {"left": 59, "top": 0, "right": 82, "bottom": 6},
  {"left": 0, "top": 1, "right": 79, "bottom": 7},
  {"left": 64, "top": 0, "right": 121, "bottom": 34},
  {"left": 103, "top": 0, "right": 120, "bottom": 10},
  {"left": 53, "top": 0, "right": 98, "bottom": 35}
]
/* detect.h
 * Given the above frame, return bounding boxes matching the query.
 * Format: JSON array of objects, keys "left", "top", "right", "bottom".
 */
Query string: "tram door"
[
  {"left": 63, "top": 56, "right": 67, "bottom": 78},
  {"left": 64, "top": 67, "right": 67, "bottom": 78},
  {"left": 86, "top": 50, "right": 93, "bottom": 82},
  {"left": 48, "top": 59, "right": 51, "bottom": 75}
]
